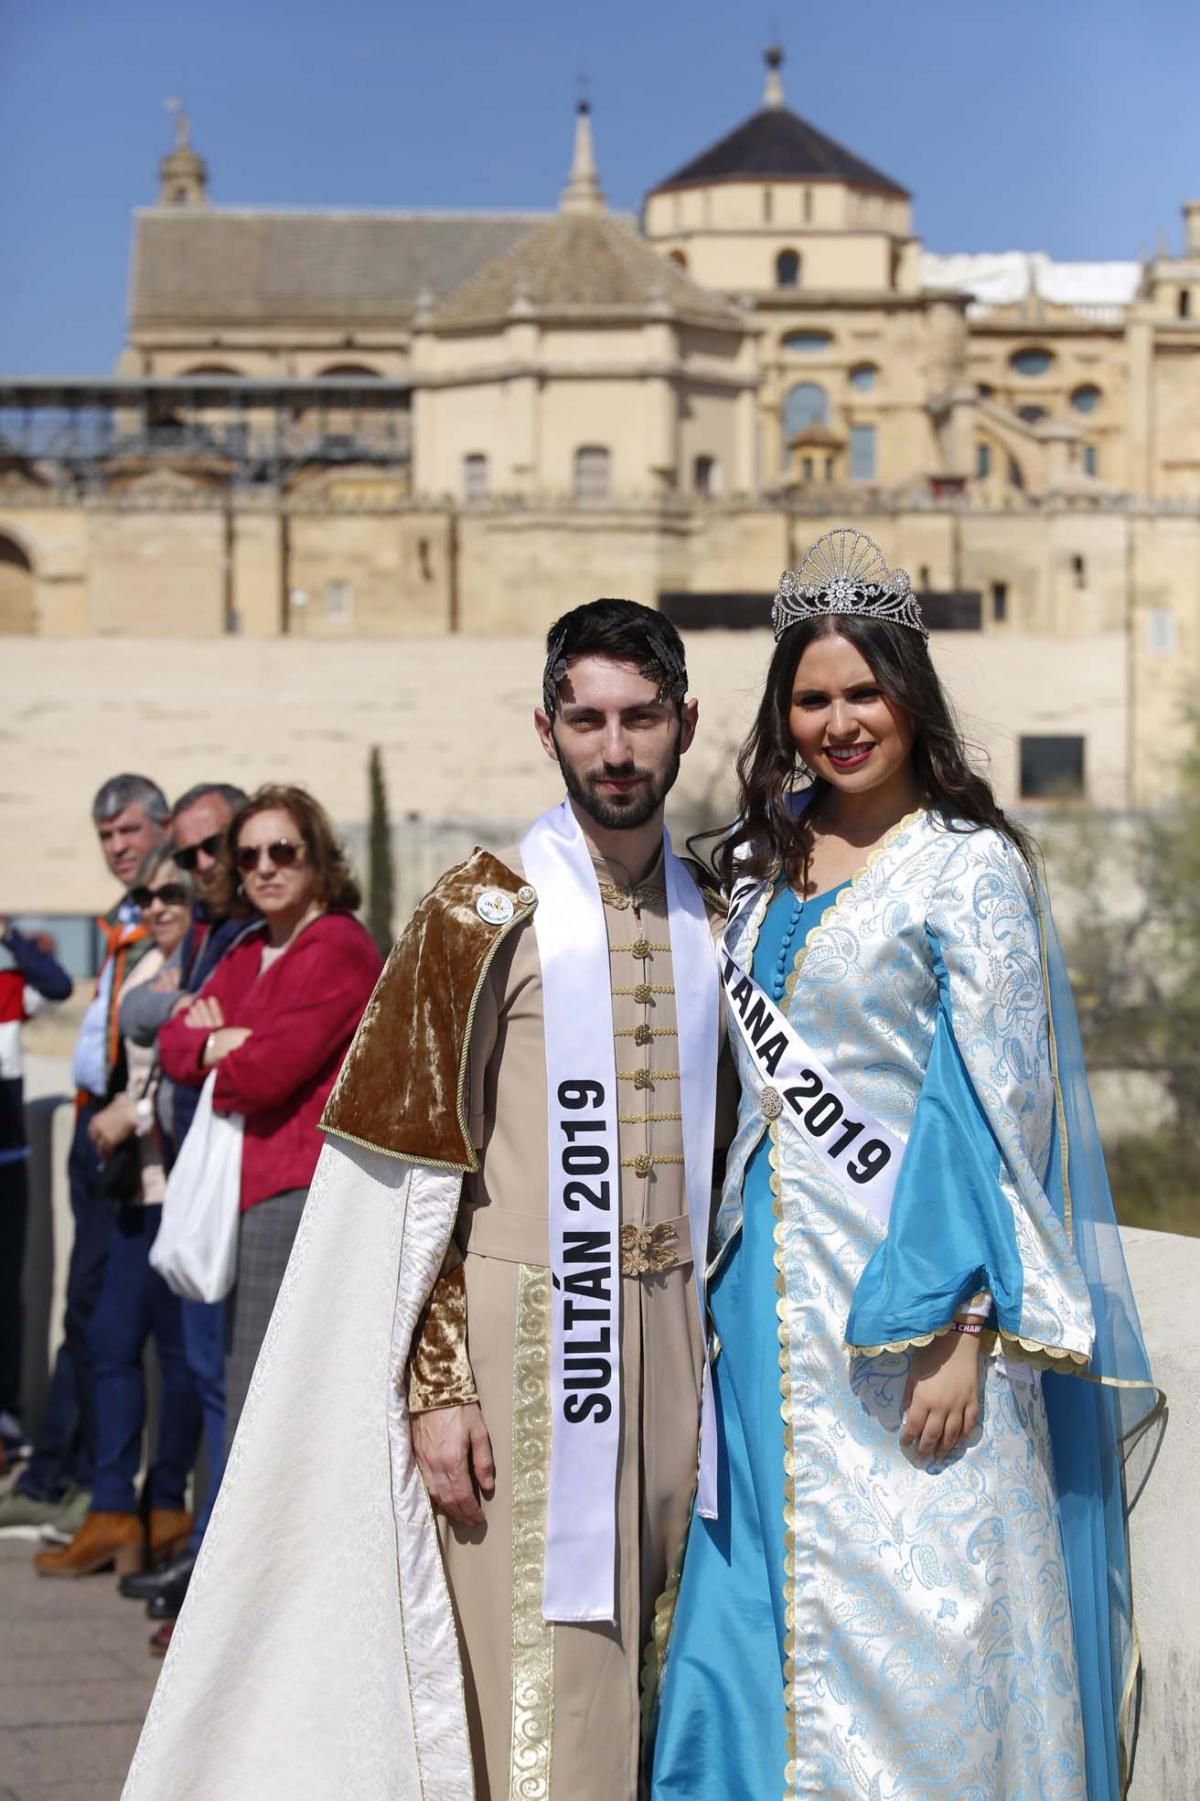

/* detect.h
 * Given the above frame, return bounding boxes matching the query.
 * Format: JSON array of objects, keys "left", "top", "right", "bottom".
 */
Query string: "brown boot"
[
  {"left": 34, "top": 1510, "right": 145, "bottom": 1579},
  {"left": 148, "top": 1508, "right": 193, "bottom": 1567}
]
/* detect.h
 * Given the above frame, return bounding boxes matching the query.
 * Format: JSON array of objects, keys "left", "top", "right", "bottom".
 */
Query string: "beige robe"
[
  {"left": 413, "top": 847, "right": 733, "bottom": 1801},
  {"left": 120, "top": 842, "right": 731, "bottom": 1801}
]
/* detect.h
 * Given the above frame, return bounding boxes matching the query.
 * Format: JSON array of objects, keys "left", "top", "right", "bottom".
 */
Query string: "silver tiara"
[{"left": 771, "top": 529, "right": 928, "bottom": 642}]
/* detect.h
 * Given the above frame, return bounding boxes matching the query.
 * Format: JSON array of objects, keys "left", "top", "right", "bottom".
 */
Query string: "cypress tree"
[{"left": 367, "top": 744, "right": 395, "bottom": 955}]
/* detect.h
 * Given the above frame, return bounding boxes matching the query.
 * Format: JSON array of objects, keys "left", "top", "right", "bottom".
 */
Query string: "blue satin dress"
[{"left": 651, "top": 882, "right": 847, "bottom": 1800}]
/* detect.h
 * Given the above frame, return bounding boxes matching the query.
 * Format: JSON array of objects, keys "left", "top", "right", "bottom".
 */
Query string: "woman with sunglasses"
[
  {"left": 158, "top": 785, "right": 382, "bottom": 1451},
  {"left": 37, "top": 847, "right": 201, "bottom": 1580}
]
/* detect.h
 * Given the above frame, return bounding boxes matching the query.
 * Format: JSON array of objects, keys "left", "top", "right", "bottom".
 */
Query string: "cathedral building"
[{"left": 1, "top": 49, "right": 1198, "bottom": 806}]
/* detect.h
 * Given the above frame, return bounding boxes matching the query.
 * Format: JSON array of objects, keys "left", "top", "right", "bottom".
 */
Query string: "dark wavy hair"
[
  {"left": 228, "top": 784, "right": 362, "bottom": 912},
  {"left": 716, "top": 615, "right": 1033, "bottom": 888}
]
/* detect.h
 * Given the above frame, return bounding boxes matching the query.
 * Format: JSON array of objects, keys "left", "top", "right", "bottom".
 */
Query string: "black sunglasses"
[
  {"left": 175, "top": 833, "right": 225, "bottom": 873},
  {"left": 131, "top": 882, "right": 190, "bottom": 909},
  {"left": 235, "top": 839, "right": 304, "bottom": 875}
]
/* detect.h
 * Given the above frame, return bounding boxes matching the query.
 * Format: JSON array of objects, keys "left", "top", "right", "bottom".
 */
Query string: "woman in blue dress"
[{"left": 650, "top": 530, "right": 1159, "bottom": 1801}]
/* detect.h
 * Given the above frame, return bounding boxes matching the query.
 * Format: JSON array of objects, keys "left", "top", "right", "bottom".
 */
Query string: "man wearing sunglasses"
[{"left": 116, "top": 781, "right": 253, "bottom": 1643}]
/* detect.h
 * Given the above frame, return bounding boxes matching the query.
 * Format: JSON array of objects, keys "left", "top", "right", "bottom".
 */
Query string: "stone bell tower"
[{"left": 158, "top": 99, "right": 209, "bottom": 207}]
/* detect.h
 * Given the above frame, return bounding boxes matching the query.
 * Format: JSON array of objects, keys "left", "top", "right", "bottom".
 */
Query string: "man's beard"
[{"left": 557, "top": 741, "right": 681, "bottom": 833}]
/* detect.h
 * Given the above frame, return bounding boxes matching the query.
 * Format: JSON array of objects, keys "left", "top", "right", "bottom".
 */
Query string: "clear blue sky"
[{"left": 3, "top": 0, "right": 1198, "bottom": 374}]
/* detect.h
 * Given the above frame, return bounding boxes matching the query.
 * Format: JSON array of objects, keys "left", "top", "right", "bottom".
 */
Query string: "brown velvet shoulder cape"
[{"left": 321, "top": 848, "right": 535, "bottom": 1172}]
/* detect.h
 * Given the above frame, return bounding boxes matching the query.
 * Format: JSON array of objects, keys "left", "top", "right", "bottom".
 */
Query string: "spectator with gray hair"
[
  {"left": 36, "top": 843, "right": 201, "bottom": 1581},
  {"left": 0, "top": 774, "right": 167, "bottom": 1540}
]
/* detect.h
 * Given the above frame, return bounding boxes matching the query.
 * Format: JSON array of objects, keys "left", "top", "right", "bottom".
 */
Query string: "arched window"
[
  {"left": 180, "top": 363, "right": 244, "bottom": 378},
  {"left": 848, "top": 363, "right": 878, "bottom": 392},
  {"left": 1017, "top": 404, "right": 1047, "bottom": 425},
  {"left": 1083, "top": 444, "right": 1099, "bottom": 478},
  {"left": 1180, "top": 290, "right": 1192, "bottom": 320},
  {"left": 574, "top": 445, "right": 611, "bottom": 502},
  {"left": 314, "top": 363, "right": 383, "bottom": 380},
  {"left": 775, "top": 248, "right": 801, "bottom": 288},
  {"left": 976, "top": 442, "right": 992, "bottom": 479},
  {"left": 0, "top": 533, "right": 36, "bottom": 635},
  {"left": 463, "top": 453, "right": 489, "bottom": 502},
  {"left": 1071, "top": 385, "right": 1102, "bottom": 414},
  {"left": 693, "top": 454, "right": 720, "bottom": 497},
  {"left": 782, "top": 383, "right": 828, "bottom": 441}
]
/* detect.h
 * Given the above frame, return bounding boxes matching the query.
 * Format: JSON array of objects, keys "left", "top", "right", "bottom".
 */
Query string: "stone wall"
[{"left": 1, "top": 630, "right": 1129, "bottom": 915}]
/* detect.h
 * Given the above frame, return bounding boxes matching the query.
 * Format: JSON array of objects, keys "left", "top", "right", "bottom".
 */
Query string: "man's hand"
[
  {"left": 88, "top": 1096, "right": 137, "bottom": 1157},
  {"left": 411, "top": 1402, "right": 496, "bottom": 1528},
  {"left": 900, "top": 1328, "right": 982, "bottom": 1461}
]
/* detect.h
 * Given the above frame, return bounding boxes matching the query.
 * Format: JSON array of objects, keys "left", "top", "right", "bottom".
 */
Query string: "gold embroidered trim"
[
  {"left": 845, "top": 1318, "right": 1091, "bottom": 1371},
  {"left": 599, "top": 880, "right": 666, "bottom": 912},
  {"left": 617, "top": 1111, "right": 683, "bottom": 1125},
  {"left": 621, "top": 1152, "right": 686, "bottom": 1174},
  {"left": 619, "top": 1221, "right": 679, "bottom": 1274},
  {"left": 620, "top": 1068, "right": 680, "bottom": 1085},
  {"left": 613, "top": 940, "right": 671, "bottom": 956},
  {"left": 611, "top": 984, "right": 674, "bottom": 998},
  {"left": 614, "top": 1024, "right": 678, "bottom": 1039},
  {"left": 509, "top": 1262, "right": 554, "bottom": 1800}
]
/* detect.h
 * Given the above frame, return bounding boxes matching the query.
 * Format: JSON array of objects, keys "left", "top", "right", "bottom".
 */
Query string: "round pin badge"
[
  {"left": 516, "top": 883, "right": 537, "bottom": 906},
  {"left": 476, "top": 888, "right": 516, "bottom": 926}
]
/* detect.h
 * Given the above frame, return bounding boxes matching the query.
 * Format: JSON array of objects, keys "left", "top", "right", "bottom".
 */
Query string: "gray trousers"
[{"left": 224, "top": 1186, "right": 308, "bottom": 1458}]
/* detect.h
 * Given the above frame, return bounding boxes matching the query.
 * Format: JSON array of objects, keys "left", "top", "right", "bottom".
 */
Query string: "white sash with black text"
[
  {"left": 521, "top": 801, "right": 718, "bottom": 1625},
  {"left": 720, "top": 940, "right": 904, "bottom": 1228}
]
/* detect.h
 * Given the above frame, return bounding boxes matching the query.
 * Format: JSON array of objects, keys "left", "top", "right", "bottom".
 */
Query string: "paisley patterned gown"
[{"left": 652, "top": 812, "right": 1095, "bottom": 1801}]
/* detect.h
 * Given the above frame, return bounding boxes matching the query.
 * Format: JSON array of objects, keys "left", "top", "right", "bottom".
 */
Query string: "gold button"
[
  {"left": 631, "top": 937, "right": 651, "bottom": 960},
  {"left": 633, "top": 1067, "right": 652, "bottom": 1090},
  {"left": 633, "top": 1152, "right": 654, "bottom": 1177},
  {"left": 633, "top": 982, "right": 653, "bottom": 1005},
  {"left": 634, "top": 1022, "right": 653, "bottom": 1046}
]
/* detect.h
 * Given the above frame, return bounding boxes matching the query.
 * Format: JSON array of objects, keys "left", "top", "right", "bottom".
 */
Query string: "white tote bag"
[{"left": 150, "top": 1071, "right": 244, "bottom": 1303}]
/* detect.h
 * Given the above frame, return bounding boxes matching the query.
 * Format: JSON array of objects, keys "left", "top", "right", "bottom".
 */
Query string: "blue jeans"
[
  {"left": 88, "top": 1204, "right": 201, "bottom": 1514},
  {"left": 20, "top": 1102, "right": 115, "bottom": 1499},
  {"left": 181, "top": 1298, "right": 226, "bottom": 1546}
]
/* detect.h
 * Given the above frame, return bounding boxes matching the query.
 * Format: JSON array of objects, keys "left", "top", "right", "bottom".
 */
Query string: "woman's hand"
[
  {"left": 901, "top": 1328, "right": 981, "bottom": 1461},
  {"left": 183, "top": 994, "right": 223, "bottom": 1037},
  {"left": 88, "top": 1097, "right": 137, "bottom": 1157},
  {"left": 184, "top": 995, "right": 225, "bottom": 1031},
  {"left": 202, "top": 1026, "right": 253, "bottom": 1067}
]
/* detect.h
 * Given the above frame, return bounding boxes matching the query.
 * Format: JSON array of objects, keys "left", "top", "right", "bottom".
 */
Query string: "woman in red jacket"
[{"left": 158, "top": 785, "right": 382, "bottom": 1451}]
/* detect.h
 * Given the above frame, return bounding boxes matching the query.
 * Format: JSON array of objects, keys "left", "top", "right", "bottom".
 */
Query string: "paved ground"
[{"left": 0, "top": 1540, "right": 158, "bottom": 1801}]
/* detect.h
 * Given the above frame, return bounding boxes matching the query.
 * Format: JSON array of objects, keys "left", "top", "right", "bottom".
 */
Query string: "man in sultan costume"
[{"left": 123, "top": 599, "right": 732, "bottom": 1801}]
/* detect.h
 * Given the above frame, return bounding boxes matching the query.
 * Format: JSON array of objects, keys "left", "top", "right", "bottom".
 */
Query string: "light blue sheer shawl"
[{"left": 1036, "top": 883, "right": 1164, "bottom": 1800}]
